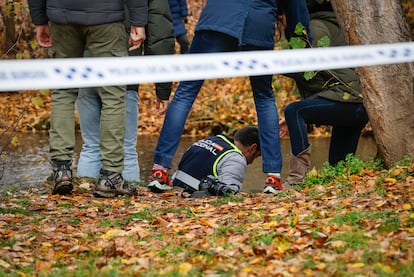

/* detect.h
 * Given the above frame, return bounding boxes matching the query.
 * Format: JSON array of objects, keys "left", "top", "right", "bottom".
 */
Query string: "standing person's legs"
[
  {"left": 250, "top": 74, "right": 282, "bottom": 174},
  {"left": 76, "top": 89, "right": 140, "bottom": 182},
  {"left": 49, "top": 22, "right": 85, "bottom": 194},
  {"left": 87, "top": 22, "right": 127, "bottom": 174},
  {"left": 149, "top": 31, "right": 237, "bottom": 192},
  {"left": 250, "top": 74, "right": 283, "bottom": 192},
  {"left": 87, "top": 22, "right": 137, "bottom": 197},
  {"left": 76, "top": 88, "right": 102, "bottom": 178},
  {"left": 149, "top": 78, "right": 204, "bottom": 192},
  {"left": 122, "top": 90, "right": 140, "bottom": 182},
  {"left": 154, "top": 30, "right": 237, "bottom": 168}
]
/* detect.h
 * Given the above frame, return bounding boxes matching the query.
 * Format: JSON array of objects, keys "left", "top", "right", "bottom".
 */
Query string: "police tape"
[{"left": 0, "top": 42, "right": 413, "bottom": 92}]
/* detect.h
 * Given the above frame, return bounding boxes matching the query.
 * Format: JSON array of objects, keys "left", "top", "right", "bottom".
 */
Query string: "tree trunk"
[
  {"left": 331, "top": 0, "right": 414, "bottom": 168},
  {"left": 1, "top": 0, "right": 17, "bottom": 57}
]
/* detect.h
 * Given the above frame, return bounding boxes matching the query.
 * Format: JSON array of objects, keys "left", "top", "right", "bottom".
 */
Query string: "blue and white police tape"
[{"left": 0, "top": 42, "right": 413, "bottom": 92}]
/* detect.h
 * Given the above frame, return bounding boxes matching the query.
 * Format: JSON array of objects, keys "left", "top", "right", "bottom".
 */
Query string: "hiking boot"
[
  {"left": 94, "top": 169, "right": 137, "bottom": 198},
  {"left": 147, "top": 167, "right": 173, "bottom": 193},
  {"left": 263, "top": 175, "right": 283, "bottom": 194},
  {"left": 51, "top": 160, "right": 73, "bottom": 195}
]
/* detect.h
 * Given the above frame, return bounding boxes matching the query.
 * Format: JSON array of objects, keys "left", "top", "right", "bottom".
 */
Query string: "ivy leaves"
[{"left": 288, "top": 22, "right": 331, "bottom": 80}]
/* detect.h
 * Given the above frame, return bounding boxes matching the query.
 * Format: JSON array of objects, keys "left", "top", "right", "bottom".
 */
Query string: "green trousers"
[{"left": 49, "top": 22, "right": 127, "bottom": 173}]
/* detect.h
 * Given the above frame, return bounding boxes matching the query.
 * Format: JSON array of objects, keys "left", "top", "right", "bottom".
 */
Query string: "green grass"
[
  {"left": 0, "top": 207, "right": 33, "bottom": 215},
  {"left": 330, "top": 211, "right": 364, "bottom": 226},
  {"left": 123, "top": 208, "right": 154, "bottom": 222},
  {"left": 330, "top": 231, "right": 369, "bottom": 250},
  {"left": 379, "top": 216, "right": 401, "bottom": 232}
]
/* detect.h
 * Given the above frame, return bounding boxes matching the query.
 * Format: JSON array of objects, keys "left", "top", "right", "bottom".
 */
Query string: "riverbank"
[{"left": 0, "top": 156, "right": 413, "bottom": 276}]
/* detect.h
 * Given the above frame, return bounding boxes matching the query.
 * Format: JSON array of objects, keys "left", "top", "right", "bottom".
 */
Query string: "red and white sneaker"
[
  {"left": 147, "top": 167, "right": 173, "bottom": 193},
  {"left": 263, "top": 175, "right": 283, "bottom": 194}
]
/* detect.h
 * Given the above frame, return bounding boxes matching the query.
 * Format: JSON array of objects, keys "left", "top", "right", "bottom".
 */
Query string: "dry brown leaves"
[{"left": 0, "top": 162, "right": 413, "bottom": 276}]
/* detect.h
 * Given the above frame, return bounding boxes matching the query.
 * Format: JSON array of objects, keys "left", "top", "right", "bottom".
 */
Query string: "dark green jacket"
[
  {"left": 288, "top": 11, "right": 363, "bottom": 103},
  {"left": 126, "top": 0, "right": 175, "bottom": 100}
]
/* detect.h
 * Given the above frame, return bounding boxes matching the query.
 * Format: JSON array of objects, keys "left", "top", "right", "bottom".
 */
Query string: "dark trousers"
[{"left": 284, "top": 97, "right": 369, "bottom": 164}]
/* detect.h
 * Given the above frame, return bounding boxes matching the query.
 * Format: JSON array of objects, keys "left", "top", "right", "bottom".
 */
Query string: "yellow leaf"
[
  {"left": 303, "top": 268, "right": 313, "bottom": 276},
  {"left": 375, "top": 263, "right": 394, "bottom": 273},
  {"left": 100, "top": 229, "right": 125, "bottom": 240},
  {"left": 330, "top": 240, "right": 346, "bottom": 248},
  {"left": 41, "top": 242, "right": 52, "bottom": 247},
  {"left": 383, "top": 177, "right": 397, "bottom": 184},
  {"left": 92, "top": 200, "right": 103, "bottom": 205},
  {"left": 315, "top": 263, "right": 326, "bottom": 270},
  {"left": 290, "top": 209, "right": 299, "bottom": 227},
  {"left": 199, "top": 219, "right": 215, "bottom": 227},
  {"left": 307, "top": 168, "right": 318, "bottom": 178},
  {"left": 40, "top": 89, "right": 50, "bottom": 96},
  {"left": 262, "top": 221, "right": 279, "bottom": 228},
  {"left": 11, "top": 136, "right": 19, "bottom": 147},
  {"left": 342, "top": 92, "right": 350, "bottom": 100},
  {"left": 249, "top": 257, "right": 263, "bottom": 265},
  {"left": 178, "top": 262, "right": 192, "bottom": 275},
  {"left": 31, "top": 97, "right": 44, "bottom": 107},
  {"left": 348, "top": 262, "right": 365, "bottom": 268},
  {"left": 403, "top": 203, "right": 411, "bottom": 210},
  {"left": 392, "top": 168, "right": 401, "bottom": 176},
  {"left": 273, "top": 238, "right": 291, "bottom": 252},
  {"left": 376, "top": 200, "right": 387, "bottom": 207}
]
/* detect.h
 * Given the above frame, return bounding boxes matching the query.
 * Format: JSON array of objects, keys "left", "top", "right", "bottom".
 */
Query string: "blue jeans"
[
  {"left": 76, "top": 89, "right": 140, "bottom": 181},
  {"left": 154, "top": 31, "right": 282, "bottom": 173},
  {"left": 284, "top": 98, "right": 369, "bottom": 164}
]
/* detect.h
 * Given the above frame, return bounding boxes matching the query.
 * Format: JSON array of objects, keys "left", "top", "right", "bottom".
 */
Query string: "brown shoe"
[
  {"left": 51, "top": 160, "right": 73, "bottom": 195},
  {"left": 94, "top": 169, "right": 137, "bottom": 198}
]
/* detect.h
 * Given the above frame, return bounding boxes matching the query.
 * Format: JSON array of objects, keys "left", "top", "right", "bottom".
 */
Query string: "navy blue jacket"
[
  {"left": 168, "top": 0, "right": 188, "bottom": 37},
  {"left": 195, "top": 0, "right": 311, "bottom": 49},
  {"left": 173, "top": 135, "right": 243, "bottom": 190}
]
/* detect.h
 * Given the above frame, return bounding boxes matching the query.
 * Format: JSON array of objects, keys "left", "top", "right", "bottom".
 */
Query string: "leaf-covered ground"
[{"left": 0, "top": 157, "right": 413, "bottom": 276}]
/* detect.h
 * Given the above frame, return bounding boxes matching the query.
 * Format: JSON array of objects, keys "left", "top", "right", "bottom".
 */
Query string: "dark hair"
[
  {"left": 306, "top": 0, "right": 333, "bottom": 13},
  {"left": 233, "top": 126, "right": 260, "bottom": 150}
]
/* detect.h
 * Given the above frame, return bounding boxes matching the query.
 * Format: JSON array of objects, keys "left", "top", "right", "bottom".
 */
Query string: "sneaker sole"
[
  {"left": 52, "top": 181, "right": 73, "bottom": 195},
  {"left": 263, "top": 186, "right": 282, "bottom": 194},
  {"left": 93, "top": 189, "right": 117, "bottom": 198},
  {"left": 148, "top": 180, "right": 172, "bottom": 193}
]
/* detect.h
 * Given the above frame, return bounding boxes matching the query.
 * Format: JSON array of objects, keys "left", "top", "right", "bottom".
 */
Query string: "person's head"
[
  {"left": 306, "top": 0, "right": 333, "bottom": 13},
  {"left": 233, "top": 126, "right": 261, "bottom": 165}
]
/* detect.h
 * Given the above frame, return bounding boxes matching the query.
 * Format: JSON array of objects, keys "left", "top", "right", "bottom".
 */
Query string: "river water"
[{"left": 0, "top": 132, "right": 377, "bottom": 192}]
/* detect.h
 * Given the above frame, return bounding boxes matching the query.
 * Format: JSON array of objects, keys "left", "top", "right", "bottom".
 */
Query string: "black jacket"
[{"left": 28, "top": 0, "right": 147, "bottom": 27}]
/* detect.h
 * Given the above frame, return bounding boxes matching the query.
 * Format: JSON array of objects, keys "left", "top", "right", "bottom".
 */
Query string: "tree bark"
[
  {"left": 331, "top": 0, "right": 414, "bottom": 168},
  {"left": 1, "top": 0, "right": 17, "bottom": 57}
]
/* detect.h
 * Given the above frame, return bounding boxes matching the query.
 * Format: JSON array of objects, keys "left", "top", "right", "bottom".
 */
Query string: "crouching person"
[{"left": 148, "top": 126, "right": 261, "bottom": 197}]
